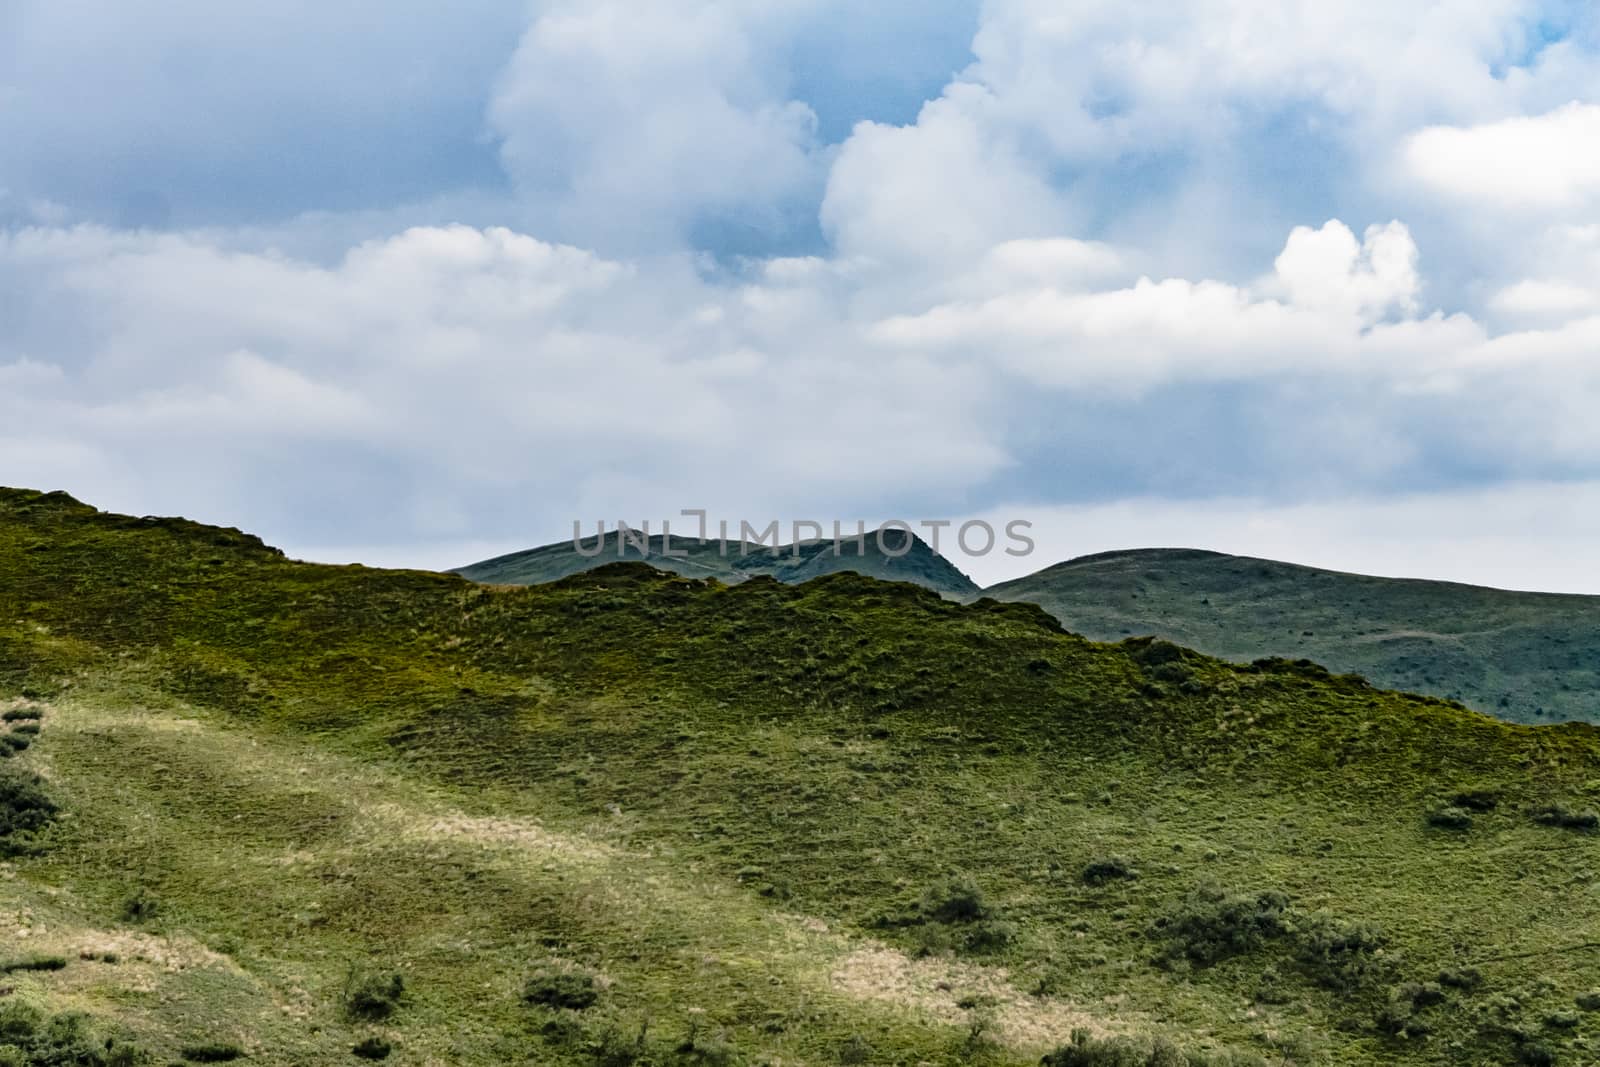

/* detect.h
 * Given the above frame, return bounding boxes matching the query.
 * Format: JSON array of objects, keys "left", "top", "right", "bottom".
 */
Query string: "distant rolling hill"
[
  {"left": 983, "top": 548, "right": 1600, "bottom": 725},
  {"left": 460, "top": 538, "right": 1600, "bottom": 724},
  {"left": 454, "top": 525, "right": 981, "bottom": 598}
]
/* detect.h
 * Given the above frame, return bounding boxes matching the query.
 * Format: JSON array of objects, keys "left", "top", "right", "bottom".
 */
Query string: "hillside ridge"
[
  {"left": 6, "top": 484, "right": 1600, "bottom": 1064},
  {"left": 985, "top": 545, "right": 1600, "bottom": 725}
]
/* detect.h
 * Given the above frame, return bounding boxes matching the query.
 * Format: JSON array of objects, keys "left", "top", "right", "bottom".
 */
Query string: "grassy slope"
[
  {"left": 983, "top": 548, "right": 1600, "bottom": 725},
  {"left": 4, "top": 488, "right": 1600, "bottom": 1065},
  {"left": 465, "top": 538, "right": 1600, "bottom": 728},
  {"left": 454, "top": 528, "right": 981, "bottom": 598}
]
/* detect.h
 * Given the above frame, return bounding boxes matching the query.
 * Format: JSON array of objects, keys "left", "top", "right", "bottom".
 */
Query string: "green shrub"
[
  {"left": 837, "top": 1034, "right": 872, "bottom": 1065},
  {"left": 918, "top": 876, "right": 991, "bottom": 924},
  {"left": 675, "top": 1017, "right": 736, "bottom": 1067},
  {"left": 0, "top": 1002, "right": 40, "bottom": 1042},
  {"left": 0, "top": 709, "right": 41, "bottom": 723},
  {"left": 1253, "top": 965, "right": 1292, "bottom": 1005},
  {"left": 1150, "top": 661, "right": 1193, "bottom": 686},
  {"left": 120, "top": 888, "right": 160, "bottom": 924},
  {"left": 1575, "top": 990, "right": 1600, "bottom": 1011},
  {"left": 522, "top": 968, "right": 599, "bottom": 1011},
  {"left": 351, "top": 1037, "right": 392, "bottom": 1060},
  {"left": 0, "top": 1007, "right": 143, "bottom": 1066},
  {"left": 1129, "top": 639, "right": 1185, "bottom": 669},
  {"left": 586, "top": 1022, "right": 648, "bottom": 1067},
  {"left": 876, "top": 876, "right": 1014, "bottom": 954},
  {"left": 1515, "top": 1040, "right": 1558, "bottom": 1066},
  {"left": 1292, "top": 913, "right": 1388, "bottom": 991},
  {"left": 1530, "top": 804, "right": 1599, "bottom": 831},
  {"left": 1438, "top": 968, "right": 1483, "bottom": 990},
  {"left": 1376, "top": 999, "right": 1419, "bottom": 1038},
  {"left": 181, "top": 1042, "right": 246, "bottom": 1062},
  {"left": 343, "top": 970, "right": 405, "bottom": 1021},
  {"left": 1451, "top": 789, "right": 1499, "bottom": 812},
  {"left": 0, "top": 769, "right": 55, "bottom": 855},
  {"left": 1082, "top": 857, "right": 1137, "bottom": 885},
  {"left": 8, "top": 723, "right": 38, "bottom": 737},
  {"left": 1426, "top": 806, "right": 1473, "bottom": 831},
  {"left": 0, "top": 734, "right": 28, "bottom": 754},
  {"left": 1377, "top": 982, "right": 1447, "bottom": 1038},
  {"left": 1152, "top": 886, "right": 1289, "bottom": 966},
  {"left": 0, "top": 955, "right": 68, "bottom": 974},
  {"left": 960, "top": 918, "right": 1017, "bottom": 952},
  {"left": 1400, "top": 981, "right": 1446, "bottom": 1007}
]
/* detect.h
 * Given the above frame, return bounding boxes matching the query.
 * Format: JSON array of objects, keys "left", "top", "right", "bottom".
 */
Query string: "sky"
[{"left": 4, "top": 1, "right": 1600, "bottom": 590}]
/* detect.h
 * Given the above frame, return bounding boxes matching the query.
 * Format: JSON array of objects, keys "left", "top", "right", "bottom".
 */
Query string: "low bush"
[
  {"left": 1292, "top": 913, "right": 1388, "bottom": 992},
  {"left": 0, "top": 1002, "right": 38, "bottom": 1042},
  {"left": 121, "top": 888, "right": 159, "bottom": 923},
  {"left": 1399, "top": 981, "right": 1446, "bottom": 1007},
  {"left": 0, "top": 1005, "right": 142, "bottom": 1066},
  {"left": 1129, "top": 639, "right": 1185, "bottom": 669},
  {"left": 1376, "top": 1000, "right": 1423, "bottom": 1038},
  {"left": 0, "top": 770, "right": 55, "bottom": 855},
  {"left": 1575, "top": 990, "right": 1600, "bottom": 1011},
  {"left": 1253, "top": 965, "right": 1293, "bottom": 1005},
  {"left": 675, "top": 1017, "right": 736, "bottom": 1067},
  {"left": 1544, "top": 1010, "right": 1580, "bottom": 1031},
  {"left": 1082, "top": 857, "right": 1137, "bottom": 886},
  {"left": 1530, "top": 804, "right": 1600, "bottom": 831},
  {"left": 0, "top": 955, "right": 68, "bottom": 974},
  {"left": 0, "top": 710, "right": 41, "bottom": 723},
  {"left": 522, "top": 968, "right": 599, "bottom": 1011},
  {"left": 1377, "top": 982, "right": 1447, "bottom": 1038},
  {"left": 1515, "top": 1040, "right": 1558, "bottom": 1066},
  {"left": 352, "top": 1037, "right": 392, "bottom": 1060},
  {"left": 837, "top": 1034, "right": 872, "bottom": 1065},
  {"left": 586, "top": 1022, "right": 650, "bottom": 1067},
  {"left": 1438, "top": 968, "right": 1483, "bottom": 990},
  {"left": 343, "top": 970, "right": 405, "bottom": 1021},
  {"left": 918, "top": 876, "right": 992, "bottom": 924},
  {"left": 960, "top": 918, "right": 1017, "bottom": 952},
  {"left": 876, "top": 876, "right": 1015, "bottom": 954},
  {"left": 1451, "top": 789, "right": 1499, "bottom": 812},
  {"left": 1152, "top": 886, "right": 1289, "bottom": 966},
  {"left": 1426, "top": 806, "right": 1473, "bottom": 830},
  {"left": 180, "top": 1042, "right": 246, "bottom": 1062},
  {"left": 911, "top": 916, "right": 1017, "bottom": 956}
]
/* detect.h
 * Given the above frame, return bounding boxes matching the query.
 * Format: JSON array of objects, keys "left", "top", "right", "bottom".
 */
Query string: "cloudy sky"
[{"left": 4, "top": 1, "right": 1600, "bottom": 589}]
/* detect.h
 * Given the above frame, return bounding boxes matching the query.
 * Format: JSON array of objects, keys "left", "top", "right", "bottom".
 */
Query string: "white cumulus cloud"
[
  {"left": 1404, "top": 102, "right": 1600, "bottom": 211},
  {"left": 490, "top": 0, "right": 825, "bottom": 253}
]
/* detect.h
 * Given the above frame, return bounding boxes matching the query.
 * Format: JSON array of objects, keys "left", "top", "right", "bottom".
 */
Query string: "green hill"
[
  {"left": 5, "top": 487, "right": 1600, "bottom": 1065},
  {"left": 464, "top": 537, "right": 1600, "bottom": 727},
  {"left": 983, "top": 548, "right": 1600, "bottom": 725},
  {"left": 455, "top": 525, "right": 980, "bottom": 598}
]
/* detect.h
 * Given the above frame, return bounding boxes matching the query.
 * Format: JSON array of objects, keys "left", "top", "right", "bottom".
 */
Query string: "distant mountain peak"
[{"left": 454, "top": 523, "right": 979, "bottom": 597}]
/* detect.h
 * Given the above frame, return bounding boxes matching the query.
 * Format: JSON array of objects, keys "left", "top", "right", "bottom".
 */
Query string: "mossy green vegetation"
[{"left": 5, "top": 486, "right": 1600, "bottom": 1063}]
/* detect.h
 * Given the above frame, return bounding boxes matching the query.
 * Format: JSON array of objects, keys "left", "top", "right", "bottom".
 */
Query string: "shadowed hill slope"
[
  {"left": 5, "top": 487, "right": 1600, "bottom": 1064},
  {"left": 454, "top": 525, "right": 981, "bottom": 597},
  {"left": 982, "top": 548, "right": 1600, "bottom": 725}
]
